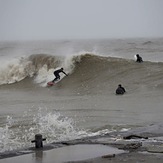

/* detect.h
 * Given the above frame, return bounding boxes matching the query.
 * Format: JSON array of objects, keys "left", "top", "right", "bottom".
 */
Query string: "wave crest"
[{"left": 1, "top": 53, "right": 163, "bottom": 92}]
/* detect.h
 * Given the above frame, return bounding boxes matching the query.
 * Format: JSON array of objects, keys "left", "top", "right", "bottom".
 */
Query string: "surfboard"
[
  {"left": 47, "top": 81, "right": 55, "bottom": 86},
  {"left": 134, "top": 55, "right": 137, "bottom": 61},
  {"left": 47, "top": 79, "right": 60, "bottom": 86}
]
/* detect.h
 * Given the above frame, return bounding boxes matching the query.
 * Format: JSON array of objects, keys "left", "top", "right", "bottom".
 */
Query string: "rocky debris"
[
  {"left": 101, "top": 154, "right": 115, "bottom": 158},
  {"left": 120, "top": 142, "right": 142, "bottom": 150},
  {"left": 123, "top": 135, "right": 148, "bottom": 140}
]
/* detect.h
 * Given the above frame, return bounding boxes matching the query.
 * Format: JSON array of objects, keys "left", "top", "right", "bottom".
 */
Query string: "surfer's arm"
[{"left": 62, "top": 71, "right": 68, "bottom": 76}]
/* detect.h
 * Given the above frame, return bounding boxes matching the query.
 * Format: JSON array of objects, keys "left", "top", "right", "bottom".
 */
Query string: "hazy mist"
[{"left": 0, "top": 0, "right": 163, "bottom": 40}]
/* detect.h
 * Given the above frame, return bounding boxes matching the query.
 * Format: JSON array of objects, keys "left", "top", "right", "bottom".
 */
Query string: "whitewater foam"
[
  {"left": 0, "top": 109, "right": 80, "bottom": 152},
  {"left": 0, "top": 106, "right": 117, "bottom": 153}
]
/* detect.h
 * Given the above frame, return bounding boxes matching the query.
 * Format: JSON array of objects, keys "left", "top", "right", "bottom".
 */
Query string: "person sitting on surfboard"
[
  {"left": 136, "top": 54, "right": 143, "bottom": 63},
  {"left": 116, "top": 84, "right": 126, "bottom": 95},
  {"left": 52, "top": 68, "right": 68, "bottom": 82}
]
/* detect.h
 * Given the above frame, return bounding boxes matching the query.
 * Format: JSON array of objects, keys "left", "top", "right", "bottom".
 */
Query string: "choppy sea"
[{"left": 0, "top": 38, "right": 163, "bottom": 153}]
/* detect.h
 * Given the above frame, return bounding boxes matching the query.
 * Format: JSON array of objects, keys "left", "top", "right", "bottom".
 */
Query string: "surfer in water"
[
  {"left": 116, "top": 84, "right": 126, "bottom": 95},
  {"left": 136, "top": 54, "right": 143, "bottom": 63},
  {"left": 52, "top": 68, "right": 68, "bottom": 82}
]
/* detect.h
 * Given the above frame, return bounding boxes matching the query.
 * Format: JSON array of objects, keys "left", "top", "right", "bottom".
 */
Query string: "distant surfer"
[
  {"left": 52, "top": 68, "right": 68, "bottom": 82},
  {"left": 116, "top": 84, "right": 126, "bottom": 95},
  {"left": 135, "top": 54, "right": 143, "bottom": 63}
]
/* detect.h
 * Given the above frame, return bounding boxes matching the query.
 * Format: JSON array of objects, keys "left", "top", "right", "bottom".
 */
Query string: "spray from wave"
[
  {"left": 0, "top": 108, "right": 85, "bottom": 153},
  {"left": 0, "top": 107, "right": 114, "bottom": 153},
  {"left": 0, "top": 52, "right": 83, "bottom": 86}
]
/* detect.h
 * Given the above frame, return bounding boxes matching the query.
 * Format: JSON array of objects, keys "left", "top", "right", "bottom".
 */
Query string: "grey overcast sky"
[{"left": 0, "top": 0, "right": 163, "bottom": 40}]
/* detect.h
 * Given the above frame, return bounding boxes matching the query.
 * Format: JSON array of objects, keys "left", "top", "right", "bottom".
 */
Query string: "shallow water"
[{"left": 0, "top": 144, "right": 125, "bottom": 163}]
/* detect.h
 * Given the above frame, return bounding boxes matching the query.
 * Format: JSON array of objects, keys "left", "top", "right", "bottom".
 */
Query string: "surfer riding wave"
[{"left": 52, "top": 68, "right": 68, "bottom": 82}]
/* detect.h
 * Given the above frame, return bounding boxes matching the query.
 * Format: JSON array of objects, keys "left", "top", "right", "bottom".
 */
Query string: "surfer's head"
[{"left": 61, "top": 67, "right": 63, "bottom": 70}]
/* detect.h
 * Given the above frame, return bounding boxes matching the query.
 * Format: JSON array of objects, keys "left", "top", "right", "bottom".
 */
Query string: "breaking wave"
[
  {"left": 0, "top": 108, "right": 114, "bottom": 152},
  {"left": 0, "top": 53, "right": 163, "bottom": 92}
]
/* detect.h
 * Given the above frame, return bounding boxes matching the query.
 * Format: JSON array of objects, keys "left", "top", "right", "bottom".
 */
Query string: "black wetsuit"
[
  {"left": 52, "top": 69, "right": 67, "bottom": 82},
  {"left": 116, "top": 86, "right": 126, "bottom": 95},
  {"left": 136, "top": 55, "right": 143, "bottom": 63}
]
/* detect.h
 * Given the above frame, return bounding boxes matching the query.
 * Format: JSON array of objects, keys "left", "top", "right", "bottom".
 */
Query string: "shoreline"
[{"left": 1, "top": 123, "right": 163, "bottom": 162}]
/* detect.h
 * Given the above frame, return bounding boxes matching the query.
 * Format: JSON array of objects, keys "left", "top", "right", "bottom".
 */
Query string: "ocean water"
[{"left": 0, "top": 38, "right": 163, "bottom": 153}]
